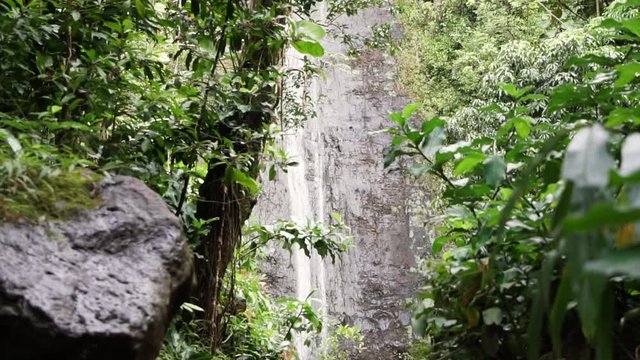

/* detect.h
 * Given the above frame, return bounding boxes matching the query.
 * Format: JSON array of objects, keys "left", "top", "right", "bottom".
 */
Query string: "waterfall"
[
  {"left": 282, "top": 129, "right": 327, "bottom": 359},
  {"left": 254, "top": 4, "right": 426, "bottom": 359}
]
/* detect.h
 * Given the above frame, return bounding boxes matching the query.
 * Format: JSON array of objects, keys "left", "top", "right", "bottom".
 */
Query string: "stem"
[{"left": 175, "top": 174, "right": 190, "bottom": 216}]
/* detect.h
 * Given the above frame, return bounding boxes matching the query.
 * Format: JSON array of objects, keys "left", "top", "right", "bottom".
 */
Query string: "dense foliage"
[
  {"left": 0, "top": 0, "right": 352, "bottom": 358},
  {"left": 388, "top": 0, "right": 640, "bottom": 359},
  {"left": 394, "top": 0, "right": 613, "bottom": 139}
]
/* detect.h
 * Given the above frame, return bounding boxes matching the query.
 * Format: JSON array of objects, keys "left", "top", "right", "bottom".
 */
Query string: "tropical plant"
[
  {"left": 0, "top": 0, "right": 337, "bottom": 355},
  {"left": 385, "top": 1, "right": 640, "bottom": 358}
]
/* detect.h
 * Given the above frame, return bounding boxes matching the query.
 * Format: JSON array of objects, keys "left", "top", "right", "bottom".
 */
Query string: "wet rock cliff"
[{"left": 254, "top": 5, "right": 426, "bottom": 359}]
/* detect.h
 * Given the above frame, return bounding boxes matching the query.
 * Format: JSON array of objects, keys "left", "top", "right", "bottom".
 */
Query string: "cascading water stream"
[
  {"left": 282, "top": 130, "right": 327, "bottom": 359},
  {"left": 255, "top": 4, "right": 425, "bottom": 359}
]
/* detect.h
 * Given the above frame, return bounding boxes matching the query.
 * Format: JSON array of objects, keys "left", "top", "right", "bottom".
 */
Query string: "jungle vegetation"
[
  {"left": 0, "top": 0, "right": 351, "bottom": 358},
  {"left": 2, "top": 0, "right": 640, "bottom": 359},
  {"left": 387, "top": 0, "right": 640, "bottom": 359}
]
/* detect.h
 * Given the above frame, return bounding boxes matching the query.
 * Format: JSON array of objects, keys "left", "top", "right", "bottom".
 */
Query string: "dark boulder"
[{"left": 0, "top": 175, "right": 192, "bottom": 360}]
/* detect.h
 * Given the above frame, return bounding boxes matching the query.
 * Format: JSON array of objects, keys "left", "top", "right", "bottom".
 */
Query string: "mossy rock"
[{"left": 0, "top": 169, "right": 102, "bottom": 222}]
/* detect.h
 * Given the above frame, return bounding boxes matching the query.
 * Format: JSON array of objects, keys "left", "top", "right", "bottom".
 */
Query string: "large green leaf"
[
  {"left": 615, "top": 62, "right": 640, "bottom": 88},
  {"left": 605, "top": 107, "right": 640, "bottom": 127},
  {"left": 561, "top": 124, "right": 613, "bottom": 188},
  {"left": 548, "top": 84, "right": 592, "bottom": 111},
  {"left": 484, "top": 156, "right": 506, "bottom": 188},
  {"left": 296, "top": 20, "right": 326, "bottom": 41},
  {"left": 227, "top": 167, "right": 260, "bottom": 196},
  {"left": 401, "top": 103, "right": 420, "bottom": 118},
  {"left": 620, "top": 133, "right": 640, "bottom": 177},
  {"left": 292, "top": 40, "right": 324, "bottom": 57},
  {"left": 421, "top": 127, "right": 445, "bottom": 157},
  {"left": 454, "top": 152, "right": 486, "bottom": 176},
  {"left": 563, "top": 204, "right": 640, "bottom": 233},
  {"left": 584, "top": 247, "right": 640, "bottom": 278}
]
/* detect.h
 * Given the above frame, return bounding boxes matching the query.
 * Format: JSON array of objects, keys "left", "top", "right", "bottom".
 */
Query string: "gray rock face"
[
  {"left": 0, "top": 175, "right": 192, "bottom": 360},
  {"left": 254, "top": 5, "right": 428, "bottom": 359}
]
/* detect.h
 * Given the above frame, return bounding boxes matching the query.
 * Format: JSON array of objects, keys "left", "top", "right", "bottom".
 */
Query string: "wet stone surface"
[{"left": 0, "top": 175, "right": 192, "bottom": 360}]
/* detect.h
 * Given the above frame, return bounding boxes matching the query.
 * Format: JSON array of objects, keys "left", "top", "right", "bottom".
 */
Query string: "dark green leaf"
[
  {"left": 585, "top": 247, "right": 640, "bottom": 278},
  {"left": 562, "top": 204, "right": 640, "bottom": 233},
  {"left": 484, "top": 156, "right": 506, "bottom": 188}
]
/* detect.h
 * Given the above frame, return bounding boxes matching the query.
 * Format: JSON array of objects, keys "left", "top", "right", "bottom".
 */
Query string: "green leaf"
[
  {"left": 562, "top": 204, "right": 640, "bottom": 233},
  {"left": 615, "top": 62, "right": 640, "bottom": 88},
  {"left": 411, "top": 315, "right": 427, "bottom": 336},
  {"left": 484, "top": 156, "right": 506, "bottom": 188},
  {"left": 482, "top": 307, "right": 502, "bottom": 325},
  {"left": 432, "top": 235, "right": 451, "bottom": 254},
  {"left": 390, "top": 111, "right": 405, "bottom": 127},
  {"left": 513, "top": 117, "right": 531, "bottom": 139},
  {"left": 577, "top": 271, "right": 608, "bottom": 342},
  {"left": 621, "top": 18, "right": 640, "bottom": 37},
  {"left": 296, "top": 20, "right": 326, "bottom": 41},
  {"left": 421, "top": 127, "right": 445, "bottom": 157},
  {"left": 499, "top": 83, "right": 533, "bottom": 99},
  {"left": 561, "top": 124, "right": 613, "bottom": 188},
  {"left": 585, "top": 247, "right": 640, "bottom": 278},
  {"left": 0, "top": 129, "right": 22, "bottom": 154},
  {"left": 422, "top": 117, "right": 446, "bottom": 135},
  {"left": 49, "top": 105, "right": 62, "bottom": 114},
  {"left": 548, "top": 84, "right": 591, "bottom": 111},
  {"left": 518, "top": 93, "right": 546, "bottom": 103},
  {"left": 402, "top": 103, "right": 420, "bottom": 119},
  {"left": 134, "top": 0, "right": 145, "bottom": 16},
  {"left": 527, "top": 292, "right": 544, "bottom": 360},
  {"left": 551, "top": 182, "right": 573, "bottom": 230},
  {"left": 268, "top": 165, "right": 276, "bottom": 181},
  {"left": 228, "top": 167, "right": 260, "bottom": 196},
  {"left": 605, "top": 107, "right": 640, "bottom": 127},
  {"left": 198, "top": 37, "right": 215, "bottom": 53},
  {"left": 549, "top": 267, "right": 572, "bottom": 356},
  {"left": 383, "top": 148, "right": 397, "bottom": 168},
  {"left": 292, "top": 40, "right": 324, "bottom": 57},
  {"left": 454, "top": 152, "right": 486, "bottom": 176}
]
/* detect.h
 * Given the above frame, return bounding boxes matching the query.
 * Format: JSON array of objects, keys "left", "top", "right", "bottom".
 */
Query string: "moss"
[{"left": 0, "top": 169, "right": 102, "bottom": 222}]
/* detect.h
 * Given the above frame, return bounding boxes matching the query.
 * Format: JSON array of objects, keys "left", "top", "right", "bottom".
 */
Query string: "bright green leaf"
[
  {"left": 402, "top": 103, "right": 420, "bottom": 119},
  {"left": 296, "top": 20, "right": 326, "bottom": 41},
  {"left": 615, "top": 62, "right": 640, "bottom": 88},
  {"left": 292, "top": 40, "right": 324, "bottom": 57},
  {"left": 454, "top": 152, "right": 486, "bottom": 176}
]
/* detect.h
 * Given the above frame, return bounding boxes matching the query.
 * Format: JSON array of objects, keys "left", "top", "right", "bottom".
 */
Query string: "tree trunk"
[{"left": 193, "top": 1, "right": 280, "bottom": 347}]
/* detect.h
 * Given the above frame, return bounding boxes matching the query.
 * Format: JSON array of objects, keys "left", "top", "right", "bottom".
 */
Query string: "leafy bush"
[
  {"left": 386, "top": 2, "right": 640, "bottom": 359},
  {"left": 0, "top": 0, "right": 336, "bottom": 357}
]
